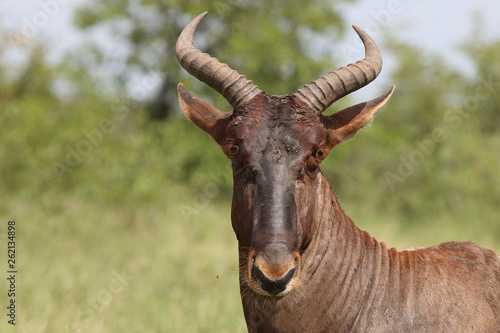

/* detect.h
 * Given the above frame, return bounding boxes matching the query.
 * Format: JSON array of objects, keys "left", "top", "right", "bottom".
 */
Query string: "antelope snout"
[
  {"left": 249, "top": 250, "right": 301, "bottom": 296},
  {"left": 251, "top": 265, "right": 296, "bottom": 295}
]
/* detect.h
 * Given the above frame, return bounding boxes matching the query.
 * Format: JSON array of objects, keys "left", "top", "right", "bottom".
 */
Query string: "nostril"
[
  {"left": 278, "top": 267, "right": 296, "bottom": 286},
  {"left": 251, "top": 265, "right": 296, "bottom": 296}
]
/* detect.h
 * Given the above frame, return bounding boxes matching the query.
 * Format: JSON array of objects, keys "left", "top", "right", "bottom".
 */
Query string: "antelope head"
[{"left": 176, "top": 12, "right": 394, "bottom": 297}]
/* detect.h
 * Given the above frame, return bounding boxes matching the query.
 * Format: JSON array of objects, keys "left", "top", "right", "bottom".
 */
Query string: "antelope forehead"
[{"left": 254, "top": 122, "right": 302, "bottom": 155}]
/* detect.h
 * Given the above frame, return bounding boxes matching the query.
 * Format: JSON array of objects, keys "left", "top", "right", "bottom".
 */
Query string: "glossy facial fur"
[{"left": 225, "top": 93, "right": 331, "bottom": 296}]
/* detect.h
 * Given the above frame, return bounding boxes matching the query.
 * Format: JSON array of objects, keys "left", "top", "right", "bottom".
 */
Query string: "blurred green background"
[{"left": 1, "top": 0, "right": 499, "bottom": 332}]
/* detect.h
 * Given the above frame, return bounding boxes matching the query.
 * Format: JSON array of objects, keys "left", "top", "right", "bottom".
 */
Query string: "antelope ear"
[
  {"left": 178, "top": 83, "right": 231, "bottom": 145},
  {"left": 327, "top": 85, "right": 395, "bottom": 145}
]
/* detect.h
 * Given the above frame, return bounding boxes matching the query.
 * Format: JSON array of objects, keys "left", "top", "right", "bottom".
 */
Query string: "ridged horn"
[
  {"left": 295, "top": 25, "right": 383, "bottom": 114},
  {"left": 176, "top": 12, "right": 262, "bottom": 110}
]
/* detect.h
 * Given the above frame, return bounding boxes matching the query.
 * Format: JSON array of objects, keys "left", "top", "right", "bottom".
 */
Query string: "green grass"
[
  {"left": 1, "top": 183, "right": 498, "bottom": 333},
  {"left": 1, "top": 186, "right": 244, "bottom": 333}
]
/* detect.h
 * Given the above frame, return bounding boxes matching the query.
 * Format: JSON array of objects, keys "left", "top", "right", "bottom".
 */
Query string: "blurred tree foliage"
[{"left": 73, "top": 0, "right": 355, "bottom": 119}]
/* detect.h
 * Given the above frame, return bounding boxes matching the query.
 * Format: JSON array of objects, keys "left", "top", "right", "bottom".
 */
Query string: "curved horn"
[
  {"left": 295, "top": 25, "right": 383, "bottom": 114},
  {"left": 176, "top": 12, "right": 262, "bottom": 110}
]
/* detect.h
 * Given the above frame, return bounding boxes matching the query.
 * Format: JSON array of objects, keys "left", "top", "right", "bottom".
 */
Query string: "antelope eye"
[
  {"left": 313, "top": 148, "right": 325, "bottom": 159},
  {"left": 228, "top": 144, "right": 240, "bottom": 157}
]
